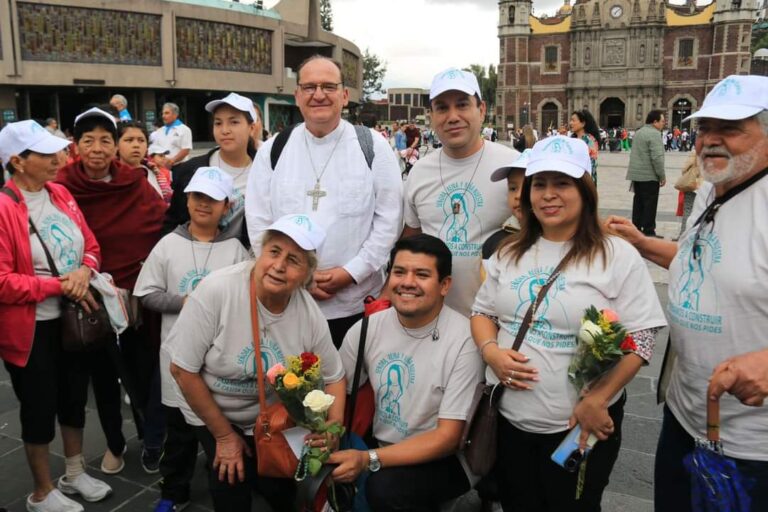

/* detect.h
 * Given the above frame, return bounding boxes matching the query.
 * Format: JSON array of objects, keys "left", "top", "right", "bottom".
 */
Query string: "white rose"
[
  {"left": 302, "top": 390, "right": 335, "bottom": 414},
  {"left": 578, "top": 320, "right": 602, "bottom": 345}
]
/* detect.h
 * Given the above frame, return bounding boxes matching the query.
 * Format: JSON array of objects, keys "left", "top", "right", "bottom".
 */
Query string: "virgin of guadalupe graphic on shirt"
[
  {"left": 375, "top": 352, "right": 417, "bottom": 436},
  {"left": 504, "top": 267, "right": 573, "bottom": 351},
  {"left": 668, "top": 231, "right": 723, "bottom": 334},
  {"left": 179, "top": 268, "right": 209, "bottom": 295},
  {"left": 39, "top": 212, "right": 81, "bottom": 273},
  {"left": 437, "top": 183, "right": 484, "bottom": 254}
]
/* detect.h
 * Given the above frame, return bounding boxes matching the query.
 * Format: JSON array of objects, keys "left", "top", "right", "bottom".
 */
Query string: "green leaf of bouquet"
[{"left": 308, "top": 458, "right": 323, "bottom": 475}]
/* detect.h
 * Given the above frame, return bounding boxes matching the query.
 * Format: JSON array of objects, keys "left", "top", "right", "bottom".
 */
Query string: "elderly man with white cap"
[
  {"left": 167, "top": 213, "right": 345, "bottom": 511},
  {"left": 607, "top": 74, "right": 768, "bottom": 511},
  {"left": 473, "top": 135, "right": 666, "bottom": 511},
  {"left": 164, "top": 92, "right": 259, "bottom": 249},
  {"left": 402, "top": 67, "right": 518, "bottom": 317}
]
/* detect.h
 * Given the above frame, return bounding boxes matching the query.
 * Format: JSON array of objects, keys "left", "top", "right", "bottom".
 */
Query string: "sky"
[{"left": 257, "top": 0, "right": 707, "bottom": 92}]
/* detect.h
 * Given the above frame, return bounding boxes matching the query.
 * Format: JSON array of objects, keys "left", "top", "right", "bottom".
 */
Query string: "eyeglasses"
[{"left": 298, "top": 82, "right": 343, "bottom": 95}]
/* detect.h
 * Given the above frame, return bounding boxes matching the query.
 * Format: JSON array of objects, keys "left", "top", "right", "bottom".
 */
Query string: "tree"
[
  {"left": 320, "top": 0, "right": 333, "bottom": 31},
  {"left": 362, "top": 48, "right": 387, "bottom": 102},
  {"left": 463, "top": 64, "right": 497, "bottom": 123}
]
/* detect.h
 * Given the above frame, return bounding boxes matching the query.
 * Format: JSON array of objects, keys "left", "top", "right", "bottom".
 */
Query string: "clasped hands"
[
  {"left": 310, "top": 267, "right": 355, "bottom": 301},
  {"left": 59, "top": 266, "right": 100, "bottom": 313}
]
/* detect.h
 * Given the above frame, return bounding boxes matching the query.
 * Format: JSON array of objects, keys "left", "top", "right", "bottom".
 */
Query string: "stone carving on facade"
[
  {"left": 509, "top": 6, "right": 516, "bottom": 23},
  {"left": 585, "top": 46, "right": 592, "bottom": 65},
  {"left": 603, "top": 39, "right": 627, "bottom": 66},
  {"left": 639, "top": 43, "right": 646, "bottom": 63}
]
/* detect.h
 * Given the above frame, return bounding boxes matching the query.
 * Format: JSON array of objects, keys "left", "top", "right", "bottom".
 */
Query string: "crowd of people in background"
[{"left": 0, "top": 61, "right": 767, "bottom": 512}]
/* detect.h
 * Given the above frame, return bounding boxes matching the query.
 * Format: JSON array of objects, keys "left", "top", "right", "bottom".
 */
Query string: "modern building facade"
[
  {"left": 497, "top": 0, "right": 757, "bottom": 136},
  {"left": 386, "top": 87, "right": 429, "bottom": 122},
  {"left": 0, "top": 0, "right": 362, "bottom": 139}
]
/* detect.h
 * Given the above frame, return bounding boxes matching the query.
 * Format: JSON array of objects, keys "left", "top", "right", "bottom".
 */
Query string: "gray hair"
[
  {"left": 260, "top": 230, "right": 319, "bottom": 288},
  {"left": 162, "top": 102, "right": 180, "bottom": 115},
  {"left": 45, "top": 117, "right": 56, "bottom": 126},
  {"left": 111, "top": 94, "right": 128, "bottom": 107}
]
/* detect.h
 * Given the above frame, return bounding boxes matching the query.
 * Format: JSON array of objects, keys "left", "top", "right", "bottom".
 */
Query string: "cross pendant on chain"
[{"left": 307, "top": 181, "right": 327, "bottom": 211}]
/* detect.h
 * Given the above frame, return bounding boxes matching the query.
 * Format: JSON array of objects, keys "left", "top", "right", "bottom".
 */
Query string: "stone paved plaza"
[{"left": 0, "top": 149, "right": 693, "bottom": 511}]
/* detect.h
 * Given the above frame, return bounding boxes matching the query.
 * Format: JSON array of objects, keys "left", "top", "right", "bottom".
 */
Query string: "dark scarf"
[{"left": 56, "top": 159, "right": 167, "bottom": 289}]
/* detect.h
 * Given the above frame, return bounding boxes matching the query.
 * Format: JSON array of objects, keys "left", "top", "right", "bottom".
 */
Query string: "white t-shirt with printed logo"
[
  {"left": 667, "top": 178, "right": 768, "bottom": 461},
  {"left": 209, "top": 149, "right": 250, "bottom": 238},
  {"left": 404, "top": 142, "right": 517, "bottom": 317},
  {"left": 133, "top": 230, "right": 249, "bottom": 406},
  {"left": 473, "top": 236, "right": 666, "bottom": 434},
  {"left": 339, "top": 306, "right": 483, "bottom": 444},
  {"left": 167, "top": 261, "right": 344, "bottom": 432},
  {"left": 21, "top": 188, "right": 84, "bottom": 320}
]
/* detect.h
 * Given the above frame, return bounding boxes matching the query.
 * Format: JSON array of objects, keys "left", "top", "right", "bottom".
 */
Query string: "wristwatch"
[{"left": 367, "top": 449, "right": 381, "bottom": 472}]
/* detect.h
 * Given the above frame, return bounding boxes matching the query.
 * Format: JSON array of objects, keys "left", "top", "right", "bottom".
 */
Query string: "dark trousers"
[
  {"left": 195, "top": 425, "right": 296, "bottom": 511},
  {"left": 4, "top": 319, "right": 76, "bottom": 444},
  {"left": 631, "top": 180, "right": 661, "bottom": 235},
  {"left": 159, "top": 406, "right": 198, "bottom": 504},
  {"left": 328, "top": 313, "right": 364, "bottom": 349},
  {"left": 64, "top": 344, "right": 126, "bottom": 456},
  {"left": 119, "top": 323, "right": 161, "bottom": 444},
  {"left": 654, "top": 405, "right": 768, "bottom": 512},
  {"left": 496, "top": 393, "right": 625, "bottom": 512},
  {"left": 366, "top": 454, "right": 471, "bottom": 512}
]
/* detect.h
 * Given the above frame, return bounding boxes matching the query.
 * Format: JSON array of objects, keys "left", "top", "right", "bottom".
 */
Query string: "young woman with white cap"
[
  {"left": 164, "top": 92, "right": 259, "bottom": 248},
  {"left": 167, "top": 214, "right": 345, "bottom": 511},
  {"left": 0, "top": 120, "right": 111, "bottom": 511},
  {"left": 471, "top": 136, "right": 666, "bottom": 510}
]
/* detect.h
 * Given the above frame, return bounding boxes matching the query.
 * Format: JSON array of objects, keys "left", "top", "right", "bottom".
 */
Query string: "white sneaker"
[
  {"left": 57, "top": 472, "right": 112, "bottom": 502},
  {"left": 26, "top": 489, "right": 84, "bottom": 512}
]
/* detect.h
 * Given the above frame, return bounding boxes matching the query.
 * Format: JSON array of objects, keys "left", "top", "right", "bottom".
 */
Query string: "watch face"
[{"left": 610, "top": 5, "right": 623, "bottom": 18}]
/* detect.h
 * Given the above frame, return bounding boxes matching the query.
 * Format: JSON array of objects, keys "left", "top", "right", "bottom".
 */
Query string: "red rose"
[
  {"left": 620, "top": 336, "right": 637, "bottom": 352},
  {"left": 300, "top": 352, "right": 319, "bottom": 372}
]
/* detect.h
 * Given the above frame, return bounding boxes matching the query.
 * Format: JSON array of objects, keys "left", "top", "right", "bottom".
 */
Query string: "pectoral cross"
[{"left": 307, "top": 181, "right": 327, "bottom": 211}]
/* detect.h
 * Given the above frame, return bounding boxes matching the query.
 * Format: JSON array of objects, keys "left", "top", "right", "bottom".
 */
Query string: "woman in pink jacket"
[{"left": 0, "top": 120, "right": 111, "bottom": 512}]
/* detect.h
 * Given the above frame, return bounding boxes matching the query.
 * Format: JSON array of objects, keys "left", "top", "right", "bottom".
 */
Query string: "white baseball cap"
[
  {"left": 183, "top": 166, "right": 234, "bottom": 201},
  {"left": 266, "top": 214, "right": 326, "bottom": 251},
  {"left": 684, "top": 75, "right": 768, "bottom": 122},
  {"left": 74, "top": 107, "right": 117, "bottom": 128},
  {"left": 429, "top": 68, "right": 482, "bottom": 101},
  {"left": 0, "top": 120, "right": 71, "bottom": 165},
  {"left": 490, "top": 149, "right": 532, "bottom": 182},
  {"left": 525, "top": 136, "right": 592, "bottom": 179},
  {"left": 148, "top": 143, "right": 170, "bottom": 156},
  {"left": 205, "top": 92, "right": 259, "bottom": 123}
]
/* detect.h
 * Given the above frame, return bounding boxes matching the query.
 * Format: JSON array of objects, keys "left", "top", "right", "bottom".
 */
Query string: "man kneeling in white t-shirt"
[{"left": 330, "top": 234, "right": 483, "bottom": 510}]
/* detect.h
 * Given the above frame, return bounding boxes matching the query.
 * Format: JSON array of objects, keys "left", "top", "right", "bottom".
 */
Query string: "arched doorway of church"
[
  {"left": 541, "top": 102, "right": 559, "bottom": 134},
  {"left": 671, "top": 98, "right": 692, "bottom": 131},
  {"left": 600, "top": 98, "right": 625, "bottom": 129}
]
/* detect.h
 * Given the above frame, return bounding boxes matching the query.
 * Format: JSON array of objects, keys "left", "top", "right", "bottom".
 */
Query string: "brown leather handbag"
[{"left": 249, "top": 275, "right": 299, "bottom": 478}]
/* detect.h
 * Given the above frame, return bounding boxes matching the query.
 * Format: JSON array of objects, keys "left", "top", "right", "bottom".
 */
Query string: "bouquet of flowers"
[
  {"left": 267, "top": 352, "right": 344, "bottom": 479},
  {"left": 568, "top": 306, "right": 637, "bottom": 393}
]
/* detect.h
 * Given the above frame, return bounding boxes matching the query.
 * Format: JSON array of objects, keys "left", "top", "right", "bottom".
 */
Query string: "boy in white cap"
[
  {"left": 164, "top": 92, "right": 258, "bottom": 249},
  {"left": 402, "top": 67, "right": 518, "bottom": 317},
  {"left": 607, "top": 74, "right": 768, "bottom": 511},
  {"left": 134, "top": 166, "right": 249, "bottom": 509}
]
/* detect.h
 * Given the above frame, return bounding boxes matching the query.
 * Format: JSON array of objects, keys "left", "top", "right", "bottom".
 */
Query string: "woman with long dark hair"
[
  {"left": 570, "top": 109, "right": 601, "bottom": 184},
  {"left": 471, "top": 136, "right": 665, "bottom": 511}
]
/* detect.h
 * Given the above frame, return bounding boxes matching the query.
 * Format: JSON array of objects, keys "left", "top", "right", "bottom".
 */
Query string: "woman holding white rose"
[
  {"left": 470, "top": 136, "right": 666, "bottom": 511},
  {"left": 167, "top": 214, "right": 345, "bottom": 511}
]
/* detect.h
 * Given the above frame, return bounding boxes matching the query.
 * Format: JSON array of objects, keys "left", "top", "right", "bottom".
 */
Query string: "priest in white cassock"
[{"left": 245, "top": 55, "right": 403, "bottom": 347}]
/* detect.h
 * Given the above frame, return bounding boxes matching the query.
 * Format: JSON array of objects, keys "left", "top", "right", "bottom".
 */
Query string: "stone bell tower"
[{"left": 498, "top": 0, "right": 533, "bottom": 138}]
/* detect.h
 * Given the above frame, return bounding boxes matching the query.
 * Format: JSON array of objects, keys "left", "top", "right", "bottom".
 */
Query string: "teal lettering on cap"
[
  {"left": 441, "top": 69, "right": 460, "bottom": 80},
  {"left": 713, "top": 77, "right": 742, "bottom": 97},
  {"left": 202, "top": 168, "right": 222, "bottom": 181},
  {"left": 30, "top": 122, "right": 44, "bottom": 133},
  {"left": 293, "top": 215, "right": 312, "bottom": 230},
  {"left": 542, "top": 138, "right": 573, "bottom": 154}
]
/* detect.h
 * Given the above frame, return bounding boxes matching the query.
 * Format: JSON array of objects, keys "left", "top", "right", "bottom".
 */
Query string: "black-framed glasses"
[{"left": 298, "top": 82, "right": 343, "bottom": 95}]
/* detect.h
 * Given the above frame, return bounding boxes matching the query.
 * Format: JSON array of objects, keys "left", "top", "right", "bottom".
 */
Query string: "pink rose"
[
  {"left": 266, "top": 363, "right": 286, "bottom": 385},
  {"left": 601, "top": 309, "right": 619, "bottom": 323}
]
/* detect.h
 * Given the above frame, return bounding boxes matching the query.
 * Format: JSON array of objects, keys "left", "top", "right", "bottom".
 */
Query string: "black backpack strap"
[
  {"left": 270, "top": 123, "right": 376, "bottom": 171},
  {"left": 345, "top": 315, "right": 369, "bottom": 434},
  {"left": 269, "top": 123, "right": 298, "bottom": 170},
  {"left": 1, "top": 186, "right": 20, "bottom": 203},
  {"left": 353, "top": 125, "right": 375, "bottom": 170}
]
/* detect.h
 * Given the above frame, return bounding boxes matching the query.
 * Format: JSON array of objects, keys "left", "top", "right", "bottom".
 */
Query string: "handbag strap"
[
  {"left": 249, "top": 271, "right": 268, "bottom": 414},
  {"left": 3, "top": 186, "right": 61, "bottom": 277},
  {"left": 511, "top": 257, "right": 568, "bottom": 351},
  {"left": 345, "top": 315, "right": 369, "bottom": 434}
]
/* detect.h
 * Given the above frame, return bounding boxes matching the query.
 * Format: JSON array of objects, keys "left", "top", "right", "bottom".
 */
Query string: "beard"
[{"left": 697, "top": 145, "right": 759, "bottom": 185}]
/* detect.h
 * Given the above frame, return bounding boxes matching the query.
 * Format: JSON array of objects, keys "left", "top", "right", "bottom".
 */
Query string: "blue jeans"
[{"left": 654, "top": 405, "right": 768, "bottom": 511}]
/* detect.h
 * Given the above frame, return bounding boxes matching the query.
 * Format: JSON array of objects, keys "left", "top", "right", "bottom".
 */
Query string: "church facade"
[{"left": 497, "top": 0, "right": 757, "bottom": 135}]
